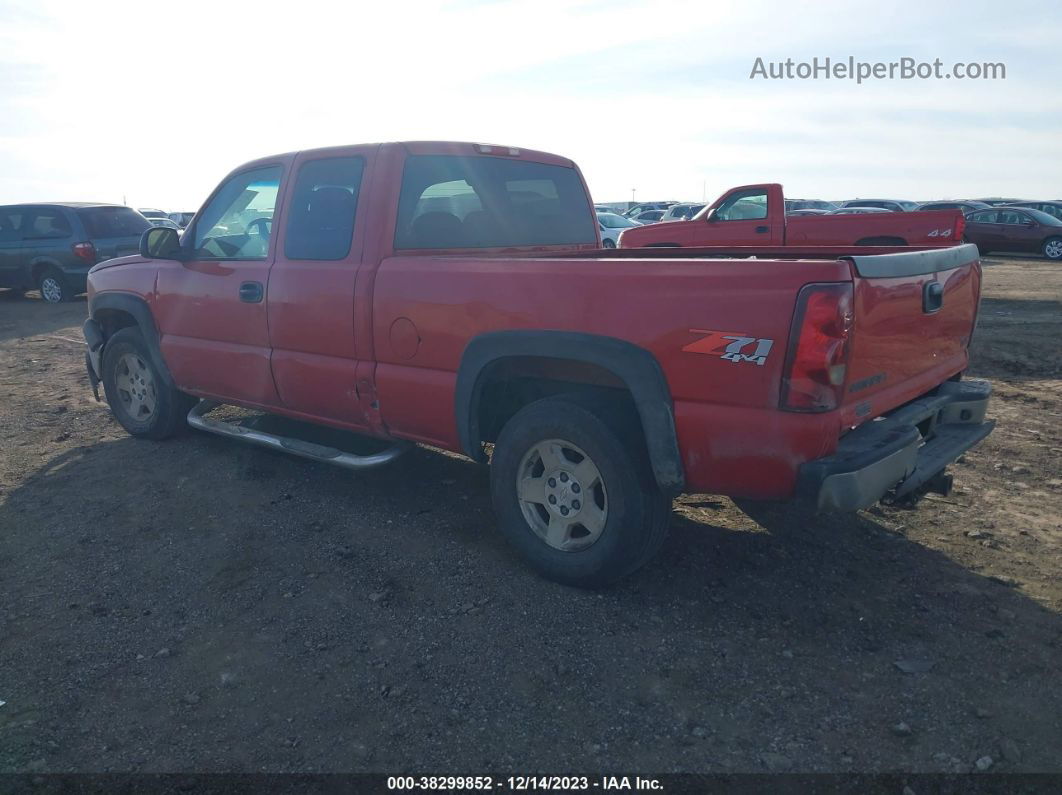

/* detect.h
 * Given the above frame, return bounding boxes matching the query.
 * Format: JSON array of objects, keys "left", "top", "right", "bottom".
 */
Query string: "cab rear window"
[
  {"left": 395, "top": 155, "right": 596, "bottom": 249},
  {"left": 78, "top": 207, "right": 152, "bottom": 238}
]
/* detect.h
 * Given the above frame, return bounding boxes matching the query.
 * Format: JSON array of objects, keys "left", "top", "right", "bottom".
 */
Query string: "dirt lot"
[{"left": 1, "top": 256, "right": 1060, "bottom": 775}]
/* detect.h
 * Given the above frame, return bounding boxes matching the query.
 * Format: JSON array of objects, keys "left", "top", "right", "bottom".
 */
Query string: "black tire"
[
  {"left": 101, "top": 327, "right": 194, "bottom": 439},
  {"left": 602, "top": 238, "right": 617, "bottom": 249},
  {"left": 38, "top": 267, "right": 74, "bottom": 303},
  {"left": 490, "top": 396, "right": 671, "bottom": 587},
  {"left": 1043, "top": 236, "right": 1062, "bottom": 261}
]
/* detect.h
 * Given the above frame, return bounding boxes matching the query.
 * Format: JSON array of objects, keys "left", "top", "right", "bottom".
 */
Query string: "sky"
[{"left": 1, "top": 0, "right": 1060, "bottom": 210}]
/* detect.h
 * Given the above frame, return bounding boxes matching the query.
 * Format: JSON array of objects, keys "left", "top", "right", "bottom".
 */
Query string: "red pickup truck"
[
  {"left": 82, "top": 142, "right": 993, "bottom": 586},
  {"left": 618, "top": 183, "right": 964, "bottom": 249}
]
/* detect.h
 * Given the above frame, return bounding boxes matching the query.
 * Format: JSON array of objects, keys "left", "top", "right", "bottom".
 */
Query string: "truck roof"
[
  {"left": 0, "top": 201, "right": 124, "bottom": 209},
  {"left": 242, "top": 141, "right": 577, "bottom": 170}
]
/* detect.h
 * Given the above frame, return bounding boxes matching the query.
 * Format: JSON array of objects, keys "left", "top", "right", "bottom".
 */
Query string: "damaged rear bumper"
[{"left": 797, "top": 379, "right": 994, "bottom": 512}]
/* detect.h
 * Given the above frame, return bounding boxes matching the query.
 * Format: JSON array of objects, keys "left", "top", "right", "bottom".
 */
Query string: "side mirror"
[
  {"left": 140, "top": 226, "right": 183, "bottom": 260},
  {"left": 704, "top": 208, "right": 717, "bottom": 222}
]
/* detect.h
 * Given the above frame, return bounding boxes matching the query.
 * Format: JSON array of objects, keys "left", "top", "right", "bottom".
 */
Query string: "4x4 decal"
[{"left": 682, "top": 329, "right": 774, "bottom": 366}]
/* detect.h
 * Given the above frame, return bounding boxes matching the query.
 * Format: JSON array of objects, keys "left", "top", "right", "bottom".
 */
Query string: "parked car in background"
[
  {"left": 963, "top": 206, "right": 1062, "bottom": 260},
  {"left": 624, "top": 202, "right": 675, "bottom": 218},
  {"left": 0, "top": 203, "right": 151, "bottom": 302},
  {"left": 840, "top": 199, "right": 920, "bottom": 212},
  {"left": 787, "top": 208, "right": 830, "bottom": 216},
  {"left": 619, "top": 183, "right": 962, "bottom": 248},
  {"left": 148, "top": 217, "right": 181, "bottom": 230},
  {"left": 597, "top": 212, "right": 639, "bottom": 247},
  {"left": 168, "top": 211, "right": 195, "bottom": 228},
  {"left": 784, "top": 199, "right": 838, "bottom": 212},
  {"left": 1002, "top": 201, "right": 1062, "bottom": 221},
  {"left": 138, "top": 208, "right": 169, "bottom": 220},
  {"left": 972, "top": 198, "right": 1024, "bottom": 207},
  {"left": 629, "top": 209, "right": 665, "bottom": 224},
  {"left": 659, "top": 203, "right": 705, "bottom": 222},
  {"left": 829, "top": 207, "right": 894, "bottom": 215},
  {"left": 918, "top": 200, "right": 991, "bottom": 214}
]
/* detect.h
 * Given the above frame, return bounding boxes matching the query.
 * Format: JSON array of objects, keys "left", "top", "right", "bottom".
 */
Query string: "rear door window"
[
  {"left": 23, "top": 208, "right": 72, "bottom": 240},
  {"left": 78, "top": 207, "right": 153, "bottom": 238},
  {"left": 967, "top": 211, "right": 998, "bottom": 224},
  {"left": 284, "top": 157, "right": 365, "bottom": 260},
  {"left": 395, "top": 155, "right": 596, "bottom": 249}
]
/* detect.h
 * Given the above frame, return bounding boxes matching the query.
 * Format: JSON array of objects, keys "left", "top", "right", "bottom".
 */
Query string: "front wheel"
[
  {"left": 1043, "top": 236, "right": 1062, "bottom": 261},
  {"left": 490, "top": 397, "right": 670, "bottom": 587},
  {"left": 101, "top": 327, "right": 195, "bottom": 439},
  {"left": 602, "top": 238, "right": 617, "bottom": 249}
]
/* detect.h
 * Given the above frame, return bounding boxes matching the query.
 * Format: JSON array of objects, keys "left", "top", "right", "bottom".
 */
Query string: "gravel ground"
[{"left": 0, "top": 255, "right": 1060, "bottom": 774}]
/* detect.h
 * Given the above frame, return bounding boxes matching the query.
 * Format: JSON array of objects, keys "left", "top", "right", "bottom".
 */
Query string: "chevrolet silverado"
[{"left": 82, "top": 142, "right": 993, "bottom": 586}]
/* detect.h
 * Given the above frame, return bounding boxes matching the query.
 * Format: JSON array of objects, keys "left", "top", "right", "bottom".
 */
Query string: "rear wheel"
[
  {"left": 1043, "top": 236, "right": 1062, "bottom": 261},
  {"left": 102, "top": 327, "right": 195, "bottom": 439},
  {"left": 602, "top": 238, "right": 616, "bottom": 249},
  {"left": 490, "top": 397, "right": 670, "bottom": 587},
  {"left": 38, "top": 267, "right": 73, "bottom": 303}
]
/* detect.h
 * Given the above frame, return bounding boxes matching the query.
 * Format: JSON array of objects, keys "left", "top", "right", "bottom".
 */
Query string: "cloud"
[{"left": 0, "top": 0, "right": 1058, "bottom": 207}]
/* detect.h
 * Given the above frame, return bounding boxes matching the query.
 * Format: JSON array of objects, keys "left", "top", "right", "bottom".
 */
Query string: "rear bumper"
[{"left": 797, "top": 379, "right": 994, "bottom": 512}]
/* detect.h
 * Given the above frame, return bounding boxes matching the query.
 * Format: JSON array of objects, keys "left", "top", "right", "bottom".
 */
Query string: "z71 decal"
[{"left": 682, "top": 329, "right": 774, "bottom": 366}]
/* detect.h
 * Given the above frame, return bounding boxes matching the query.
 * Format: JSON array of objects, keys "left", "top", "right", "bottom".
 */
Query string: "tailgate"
[{"left": 840, "top": 244, "right": 981, "bottom": 427}]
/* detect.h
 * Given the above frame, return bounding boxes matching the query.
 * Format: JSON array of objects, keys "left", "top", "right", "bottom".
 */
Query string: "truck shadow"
[{"left": 1, "top": 434, "right": 1060, "bottom": 772}]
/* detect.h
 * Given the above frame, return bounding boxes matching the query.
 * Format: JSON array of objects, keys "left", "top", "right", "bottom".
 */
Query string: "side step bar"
[{"left": 187, "top": 401, "right": 410, "bottom": 470}]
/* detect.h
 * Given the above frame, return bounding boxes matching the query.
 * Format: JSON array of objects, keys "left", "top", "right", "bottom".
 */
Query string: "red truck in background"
[
  {"left": 82, "top": 142, "right": 993, "bottom": 586},
  {"left": 618, "top": 183, "right": 964, "bottom": 249}
]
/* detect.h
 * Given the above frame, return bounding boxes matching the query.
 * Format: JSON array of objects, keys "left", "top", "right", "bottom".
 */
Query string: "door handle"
[
  {"left": 755, "top": 225, "right": 769, "bottom": 233},
  {"left": 239, "top": 281, "right": 264, "bottom": 303}
]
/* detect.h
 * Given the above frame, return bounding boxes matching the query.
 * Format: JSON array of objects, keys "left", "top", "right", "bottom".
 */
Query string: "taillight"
[
  {"left": 954, "top": 214, "right": 966, "bottom": 241},
  {"left": 72, "top": 241, "right": 96, "bottom": 263},
  {"left": 780, "top": 283, "right": 853, "bottom": 412}
]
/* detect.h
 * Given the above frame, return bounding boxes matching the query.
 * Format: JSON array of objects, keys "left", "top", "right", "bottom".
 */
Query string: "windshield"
[
  {"left": 78, "top": 207, "right": 152, "bottom": 238},
  {"left": 598, "top": 212, "right": 637, "bottom": 229},
  {"left": 1023, "top": 208, "right": 1062, "bottom": 226}
]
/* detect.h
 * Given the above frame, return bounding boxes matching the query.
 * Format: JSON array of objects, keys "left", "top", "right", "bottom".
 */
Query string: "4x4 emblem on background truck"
[{"left": 682, "top": 329, "right": 775, "bottom": 366}]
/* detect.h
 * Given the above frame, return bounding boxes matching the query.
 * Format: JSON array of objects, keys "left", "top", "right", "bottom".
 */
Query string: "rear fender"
[{"left": 456, "top": 330, "right": 684, "bottom": 494}]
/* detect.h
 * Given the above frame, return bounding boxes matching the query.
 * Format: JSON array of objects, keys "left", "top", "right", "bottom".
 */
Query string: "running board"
[{"left": 187, "top": 401, "right": 410, "bottom": 470}]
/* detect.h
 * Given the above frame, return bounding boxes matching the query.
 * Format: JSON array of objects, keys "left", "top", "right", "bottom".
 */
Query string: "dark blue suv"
[{"left": 0, "top": 203, "right": 151, "bottom": 303}]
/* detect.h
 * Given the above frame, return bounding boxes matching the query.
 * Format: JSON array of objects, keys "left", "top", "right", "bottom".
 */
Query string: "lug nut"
[
  {"left": 548, "top": 477, "right": 557, "bottom": 488},
  {"left": 571, "top": 483, "right": 580, "bottom": 494},
  {"left": 560, "top": 473, "right": 569, "bottom": 483},
  {"left": 572, "top": 500, "right": 580, "bottom": 510},
  {"left": 548, "top": 495, "right": 557, "bottom": 505},
  {"left": 560, "top": 506, "right": 569, "bottom": 516}
]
